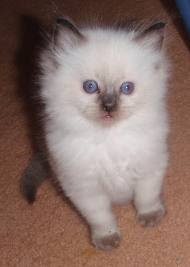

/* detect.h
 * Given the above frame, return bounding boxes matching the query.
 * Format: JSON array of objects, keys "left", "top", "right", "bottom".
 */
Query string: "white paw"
[
  {"left": 138, "top": 207, "right": 166, "bottom": 227},
  {"left": 92, "top": 232, "right": 121, "bottom": 251}
]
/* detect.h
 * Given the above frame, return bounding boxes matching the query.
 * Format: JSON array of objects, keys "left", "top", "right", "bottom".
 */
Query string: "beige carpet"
[{"left": 1, "top": 0, "right": 190, "bottom": 266}]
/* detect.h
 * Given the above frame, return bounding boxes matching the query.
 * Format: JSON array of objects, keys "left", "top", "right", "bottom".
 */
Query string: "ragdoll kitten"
[{"left": 21, "top": 17, "right": 169, "bottom": 250}]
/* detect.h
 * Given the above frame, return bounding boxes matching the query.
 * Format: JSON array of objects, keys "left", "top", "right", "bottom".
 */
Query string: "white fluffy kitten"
[{"left": 39, "top": 17, "right": 169, "bottom": 250}]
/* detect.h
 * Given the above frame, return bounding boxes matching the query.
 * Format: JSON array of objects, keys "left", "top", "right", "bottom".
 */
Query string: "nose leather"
[{"left": 101, "top": 94, "right": 117, "bottom": 112}]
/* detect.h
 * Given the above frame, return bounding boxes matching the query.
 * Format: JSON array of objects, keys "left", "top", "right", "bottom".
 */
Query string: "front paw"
[
  {"left": 138, "top": 208, "right": 165, "bottom": 227},
  {"left": 92, "top": 232, "right": 121, "bottom": 251}
]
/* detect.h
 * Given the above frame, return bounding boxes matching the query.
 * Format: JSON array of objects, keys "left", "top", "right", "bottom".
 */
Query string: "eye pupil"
[
  {"left": 120, "top": 81, "right": 134, "bottom": 95},
  {"left": 83, "top": 80, "right": 98, "bottom": 94}
]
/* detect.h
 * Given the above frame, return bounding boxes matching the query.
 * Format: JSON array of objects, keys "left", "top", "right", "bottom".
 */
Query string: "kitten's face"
[{"left": 43, "top": 20, "right": 168, "bottom": 125}]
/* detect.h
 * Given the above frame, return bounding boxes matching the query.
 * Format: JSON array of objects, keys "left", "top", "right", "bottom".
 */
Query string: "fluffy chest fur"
[{"left": 46, "top": 109, "right": 167, "bottom": 204}]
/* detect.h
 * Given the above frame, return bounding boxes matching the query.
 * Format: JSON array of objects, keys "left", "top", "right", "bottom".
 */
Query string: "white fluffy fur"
[{"left": 40, "top": 23, "right": 169, "bottom": 250}]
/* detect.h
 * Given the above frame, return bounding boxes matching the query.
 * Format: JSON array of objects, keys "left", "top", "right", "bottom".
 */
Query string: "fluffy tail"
[{"left": 20, "top": 153, "right": 50, "bottom": 204}]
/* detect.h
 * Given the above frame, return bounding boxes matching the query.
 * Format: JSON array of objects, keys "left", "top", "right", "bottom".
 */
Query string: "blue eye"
[
  {"left": 83, "top": 80, "right": 99, "bottom": 94},
  {"left": 120, "top": 81, "right": 134, "bottom": 95}
]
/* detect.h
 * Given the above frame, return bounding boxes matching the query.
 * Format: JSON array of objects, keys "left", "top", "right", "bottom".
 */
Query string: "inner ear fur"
[
  {"left": 136, "top": 21, "right": 166, "bottom": 50},
  {"left": 53, "top": 16, "right": 84, "bottom": 48}
]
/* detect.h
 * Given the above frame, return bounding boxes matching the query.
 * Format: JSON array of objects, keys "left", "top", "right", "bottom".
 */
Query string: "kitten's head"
[{"left": 41, "top": 17, "right": 168, "bottom": 126}]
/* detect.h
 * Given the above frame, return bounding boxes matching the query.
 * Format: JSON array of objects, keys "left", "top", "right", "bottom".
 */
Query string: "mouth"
[{"left": 102, "top": 111, "right": 114, "bottom": 120}]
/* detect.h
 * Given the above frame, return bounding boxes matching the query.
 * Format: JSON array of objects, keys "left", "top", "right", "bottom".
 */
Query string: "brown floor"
[{"left": 1, "top": 0, "right": 190, "bottom": 266}]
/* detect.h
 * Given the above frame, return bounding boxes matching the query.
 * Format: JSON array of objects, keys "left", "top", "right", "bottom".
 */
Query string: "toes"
[
  {"left": 138, "top": 208, "right": 165, "bottom": 227},
  {"left": 93, "top": 232, "right": 121, "bottom": 251}
]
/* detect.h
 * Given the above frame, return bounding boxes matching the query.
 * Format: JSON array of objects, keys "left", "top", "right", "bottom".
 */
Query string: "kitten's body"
[{"left": 23, "top": 19, "right": 169, "bottom": 250}]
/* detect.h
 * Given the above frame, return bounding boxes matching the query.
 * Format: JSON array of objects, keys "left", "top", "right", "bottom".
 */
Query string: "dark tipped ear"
[
  {"left": 137, "top": 22, "right": 166, "bottom": 50},
  {"left": 53, "top": 16, "right": 84, "bottom": 48}
]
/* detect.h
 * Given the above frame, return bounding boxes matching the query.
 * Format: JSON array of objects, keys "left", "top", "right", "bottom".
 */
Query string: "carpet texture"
[{"left": 1, "top": 0, "right": 190, "bottom": 266}]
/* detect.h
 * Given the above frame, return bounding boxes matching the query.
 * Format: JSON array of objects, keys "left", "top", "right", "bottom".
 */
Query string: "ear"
[
  {"left": 136, "top": 22, "right": 166, "bottom": 50},
  {"left": 53, "top": 16, "right": 84, "bottom": 49}
]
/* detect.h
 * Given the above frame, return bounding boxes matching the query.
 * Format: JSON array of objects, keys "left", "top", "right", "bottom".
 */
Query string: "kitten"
[{"left": 22, "top": 17, "right": 169, "bottom": 250}]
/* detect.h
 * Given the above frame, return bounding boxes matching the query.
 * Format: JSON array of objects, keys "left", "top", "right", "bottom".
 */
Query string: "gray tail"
[{"left": 20, "top": 153, "right": 50, "bottom": 204}]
